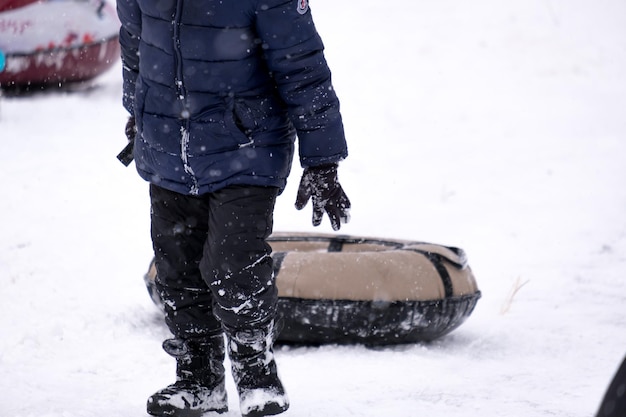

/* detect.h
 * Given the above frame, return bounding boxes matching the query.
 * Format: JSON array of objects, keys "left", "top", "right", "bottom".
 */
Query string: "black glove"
[
  {"left": 295, "top": 163, "right": 351, "bottom": 231},
  {"left": 117, "top": 116, "right": 136, "bottom": 166},
  {"left": 125, "top": 116, "right": 137, "bottom": 142}
]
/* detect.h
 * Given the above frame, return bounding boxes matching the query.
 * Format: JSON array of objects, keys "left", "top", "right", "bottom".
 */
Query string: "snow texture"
[{"left": 1, "top": 0, "right": 626, "bottom": 416}]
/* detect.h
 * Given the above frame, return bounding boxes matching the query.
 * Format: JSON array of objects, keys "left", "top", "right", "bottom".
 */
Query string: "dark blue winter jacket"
[{"left": 117, "top": 0, "right": 347, "bottom": 195}]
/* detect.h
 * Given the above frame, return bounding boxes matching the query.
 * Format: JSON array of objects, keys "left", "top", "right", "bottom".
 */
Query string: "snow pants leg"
[{"left": 149, "top": 184, "right": 280, "bottom": 339}]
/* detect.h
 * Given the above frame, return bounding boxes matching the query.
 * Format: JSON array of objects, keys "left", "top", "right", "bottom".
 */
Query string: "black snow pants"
[{"left": 149, "top": 183, "right": 280, "bottom": 339}]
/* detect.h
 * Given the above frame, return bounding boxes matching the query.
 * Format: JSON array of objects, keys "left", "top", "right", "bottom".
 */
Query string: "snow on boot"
[
  {"left": 226, "top": 321, "right": 289, "bottom": 417},
  {"left": 147, "top": 335, "right": 228, "bottom": 417}
]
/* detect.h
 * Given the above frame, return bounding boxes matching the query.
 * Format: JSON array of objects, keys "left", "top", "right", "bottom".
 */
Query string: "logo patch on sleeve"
[{"left": 297, "top": 0, "right": 309, "bottom": 14}]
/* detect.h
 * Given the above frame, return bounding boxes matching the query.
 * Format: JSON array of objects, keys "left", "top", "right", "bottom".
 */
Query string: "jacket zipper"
[{"left": 172, "top": 0, "right": 199, "bottom": 195}]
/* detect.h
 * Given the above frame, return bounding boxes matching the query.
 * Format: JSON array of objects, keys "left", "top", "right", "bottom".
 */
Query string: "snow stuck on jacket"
[{"left": 1, "top": 0, "right": 626, "bottom": 416}]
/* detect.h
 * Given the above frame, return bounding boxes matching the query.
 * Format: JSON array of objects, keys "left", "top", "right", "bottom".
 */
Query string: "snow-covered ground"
[{"left": 1, "top": 0, "right": 626, "bottom": 416}]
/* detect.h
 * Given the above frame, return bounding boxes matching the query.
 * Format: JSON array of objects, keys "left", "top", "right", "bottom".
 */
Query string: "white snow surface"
[{"left": 1, "top": 0, "right": 626, "bottom": 416}]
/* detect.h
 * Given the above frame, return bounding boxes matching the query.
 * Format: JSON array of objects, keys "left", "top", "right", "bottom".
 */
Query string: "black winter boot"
[
  {"left": 147, "top": 335, "right": 228, "bottom": 417},
  {"left": 226, "top": 321, "right": 289, "bottom": 417}
]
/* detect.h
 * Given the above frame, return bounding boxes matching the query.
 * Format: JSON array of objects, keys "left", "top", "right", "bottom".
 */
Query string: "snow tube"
[
  {"left": 596, "top": 355, "right": 626, "bottom": 417},
  {"left": 144, "top": 233, "right": 481, "bottom": 345},
  {"left": 0, "top": 0, "right": 120, "bottom": 87}
]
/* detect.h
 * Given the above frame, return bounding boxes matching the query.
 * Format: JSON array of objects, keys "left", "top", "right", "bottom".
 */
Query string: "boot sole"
[
  {"left": 147, "top": 406, "right": 228, "bottom": 417},
  {"left": 242, "top": 402, "right": 289, "bottom": 417}
]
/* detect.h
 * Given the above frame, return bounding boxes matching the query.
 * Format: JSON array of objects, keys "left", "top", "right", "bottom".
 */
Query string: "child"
[{"left": 116, "top": 0, "right": 350, "bottom": 416}]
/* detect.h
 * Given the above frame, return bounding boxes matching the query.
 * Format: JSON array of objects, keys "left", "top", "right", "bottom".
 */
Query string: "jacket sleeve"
[
  {"left": 255, "top": 0, "right": 348, "bottom": 167},
  {"left": 117, "top": 0, "right": 141, "bottom": 115}
]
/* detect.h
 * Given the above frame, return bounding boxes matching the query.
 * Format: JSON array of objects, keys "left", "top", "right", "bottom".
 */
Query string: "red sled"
[{"left": 0, "top": 0, "right": 120, "bottom": 88}]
